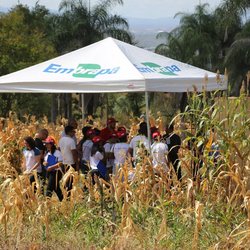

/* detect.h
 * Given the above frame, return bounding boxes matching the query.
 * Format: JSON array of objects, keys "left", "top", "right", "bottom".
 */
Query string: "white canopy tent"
[
  {"left": 0, "top": 37, "right": 227, "bottom": 93},
  {"left": 0, "top": 37, "right": 227, "bottom": 140}
]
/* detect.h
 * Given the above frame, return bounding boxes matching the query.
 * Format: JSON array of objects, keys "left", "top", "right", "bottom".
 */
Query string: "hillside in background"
[
  {"left": 1, "top": 5, "right": 179, "bottom": 51},
  {"left": 128, "top": 17, "right": 179, "bottom": 50}
]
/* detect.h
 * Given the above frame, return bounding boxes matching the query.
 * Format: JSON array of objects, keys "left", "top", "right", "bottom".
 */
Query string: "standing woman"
[
  {"left": 43, "top": 136, "right": 64, "bottom": 201},
  {"left": 23, "top": 136, "right": 42, "bottom": 192}
]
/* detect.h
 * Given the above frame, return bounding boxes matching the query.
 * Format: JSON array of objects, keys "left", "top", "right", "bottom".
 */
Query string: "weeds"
[{"left": 0, "top": 91, "right": 250, "bottom": 249}]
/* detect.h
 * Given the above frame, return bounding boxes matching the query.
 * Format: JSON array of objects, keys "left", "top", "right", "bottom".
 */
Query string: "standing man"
[
  {"left": 128, "top": 122, "right": 150, "bottom": 166},
  {"left": 61, "top": 118, "right": 78, "bottom": 145},
  {"left": 59, "top": 125, "right": 79, "bottom": 196},
  {"left": 164, "top": 123, "right": 182, "bottom": 181},
  {"left": 100, "top": 117, "right": 118, "bottom": 143}
]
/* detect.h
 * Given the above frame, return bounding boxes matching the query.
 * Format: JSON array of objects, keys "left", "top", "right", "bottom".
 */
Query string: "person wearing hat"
[
  {"left": 100, "top": 117, "right": 118, "bottom": 143},
  {"left": 111, "top": 129, "right": 129, "bottom": 175},
  {"left": 43, "top": 136, "right": 64, "bottom": 201},
  {"left": 151, "top": 131, "right": 169, "bottom": 172}
]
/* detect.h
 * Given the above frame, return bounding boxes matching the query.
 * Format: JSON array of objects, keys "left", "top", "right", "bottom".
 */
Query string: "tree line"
[{"left": 0, "top": 0, "right": 249, "bottom": 121}]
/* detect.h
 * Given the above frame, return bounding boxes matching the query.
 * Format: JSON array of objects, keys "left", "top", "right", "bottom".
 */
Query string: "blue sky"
[{"left": 0, "top": 0, "right": 222, "bottom": 19}]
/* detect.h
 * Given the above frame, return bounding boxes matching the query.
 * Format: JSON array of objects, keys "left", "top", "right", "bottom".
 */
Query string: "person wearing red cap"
[
  {"left": 100, "top": 117, "right": 118, "bottom": 143},
  {"left": 151, "top": 131, "right": 169, "bottom": 172},
  {"left": 43, "top": 136, "right": 64, "bottom": 201},
  {"left": 111, "top": 130, "right": 129, "bottom": 175}
]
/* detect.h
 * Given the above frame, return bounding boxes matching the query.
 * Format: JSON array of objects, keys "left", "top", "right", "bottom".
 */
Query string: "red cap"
[
  {"left": 117, "top": 126, "right": 126, "bottom": 133},
  {"left": 107, "top": 117, "right": 118, "bottom": 124},
  {"left": 117, "top": 131, "right": 126, "bottom": 138},
  {"left": 86, "top": 129, "right": 95, "bottom": 137},
  {"left": 152, "top": 131, "right": 161, "bottom": 139},
  {"left": 44, "top": 136, "right": 56, "bottom": 144},
  {"left": 92, "top": 136, "right": 103, "bottom": 143}
]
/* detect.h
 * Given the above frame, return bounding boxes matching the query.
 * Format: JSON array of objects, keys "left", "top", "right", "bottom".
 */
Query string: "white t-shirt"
[
  {"left": 82, "top": 139, "right": 93, "bottom": 162},
  {"left": 44, "top": 150, "right": 63, "bottom": 163},
  {"left": 112, "top": 142, "right": 129, "bottom": 165},
  {"left": 129, "top": 135, "right": 150, "bottom": 158},
  {"left": 23, "top": 147, "right": 42, "bottom": 173},
  {"left": 151, "top": 141, "right": 168, "bottom": 169},
  {"left": 59, "top": 136, "right": 76, "bottom": 165},
  {"left": 61, "top": 130, "right": 77, "bottom": 145},
  {"left": 90, "top": 151, "right": 104, "bottom": 170}
]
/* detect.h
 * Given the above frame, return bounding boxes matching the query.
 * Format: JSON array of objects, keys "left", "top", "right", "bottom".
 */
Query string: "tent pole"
[
  {"left": 145, "top": 91, "right": 151, "bottom": 151},
  {"left": 81, "top": 93, "right": 85, "bottom": 121}
]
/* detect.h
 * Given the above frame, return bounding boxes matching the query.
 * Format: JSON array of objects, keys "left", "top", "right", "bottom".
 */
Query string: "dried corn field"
[{"left": 0, "top": 92, "right": 250, "bottom": 250}]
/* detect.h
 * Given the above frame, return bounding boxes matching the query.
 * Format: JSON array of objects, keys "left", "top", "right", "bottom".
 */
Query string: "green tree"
[
  {"left": 225, "top": 21, "right": 250, "bottom": 95},
  {"left": 0, "top": 4, "right": 57, "bottom": 118},
  {"left": 214, "top": 0, "right": 250, "bottom": 95},
  {"left": 52, "top": 0, "right": 132, "bottom": 53},
  {"left": 156, "top": 4, "right": 219, "bottom": 71}
]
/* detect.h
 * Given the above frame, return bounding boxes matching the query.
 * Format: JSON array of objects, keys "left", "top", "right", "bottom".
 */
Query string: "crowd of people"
[{"left": 22, "top": 117, "right": 182, "bottom": 201}]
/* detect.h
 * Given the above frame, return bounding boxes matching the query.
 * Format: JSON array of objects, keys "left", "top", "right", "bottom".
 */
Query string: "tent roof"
[{"left": 0, "top": 37, "right": 227, "bottom": 93}]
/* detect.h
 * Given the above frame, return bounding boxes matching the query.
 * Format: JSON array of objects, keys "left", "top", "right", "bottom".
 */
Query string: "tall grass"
[{"left": 0, "top": 91, "right": 249, "bottom": 249}]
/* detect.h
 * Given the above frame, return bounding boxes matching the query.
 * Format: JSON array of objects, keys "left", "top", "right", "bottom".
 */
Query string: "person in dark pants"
[
  {"left": 43, "top": 136, "right": 63, "bottom": 201},
  {"left": 164, "top": 124, "right": 182, "bottom": 181},
  {"left": 58, "top": 125, "right": 79, "bottom": 197},
  {"left": 22, "top": 136, "right": 42, "bottom": 193},
  {"left": 34, "top": 128, "right": 49, "bottom": 194}
]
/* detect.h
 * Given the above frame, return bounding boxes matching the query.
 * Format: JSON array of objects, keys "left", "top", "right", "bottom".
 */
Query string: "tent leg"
[
  {"left": 81, "top": 93, "right": 85, "bottom": 121},
  {"left": 145, "top": 91, "right": 151, "bottom": 150}
]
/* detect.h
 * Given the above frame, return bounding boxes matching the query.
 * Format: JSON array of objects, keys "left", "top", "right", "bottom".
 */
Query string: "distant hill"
[{"left": 127, "top": 17, "right": 180, "bottom": 51}]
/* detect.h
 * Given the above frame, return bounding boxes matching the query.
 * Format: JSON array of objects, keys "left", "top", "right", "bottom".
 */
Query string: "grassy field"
[{"left": 0, "top": 91, "right": 249, "bottom": 249}]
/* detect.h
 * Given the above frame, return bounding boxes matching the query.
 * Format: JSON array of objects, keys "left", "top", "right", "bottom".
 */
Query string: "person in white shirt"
[
  {"left": 81, "top": 129, "right": 95, "bottom": 174},
  {"left": 128, "top": 122, "right": 150, "bottom": 167},
  {"left": 59, "top": 125, "right": 78, "bottom": 170},
  {"left": 22, "top": 136, "right": 42, "bottom": 193},
  {"left": 112, "top": 130, "right": 129, "bottom": 175},
  {"left": 103, "top": 132, "right": 118, "bottom": 175},
  {"left": 58, "top": 125, "right": 78, "bottom": 196},
  {"left": 61, "top": 118, "right": 78, "bottom": 145},
  {"left": 90, "top": 136, "right": 106, "bottom": 183},
  {"left": 151, "top": 131, "right": 169, "bottom": 172}
]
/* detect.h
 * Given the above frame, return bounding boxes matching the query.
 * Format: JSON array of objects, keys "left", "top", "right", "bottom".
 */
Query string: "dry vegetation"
[{"left": 0, "top": 91, "right": 250, "bottom": 250}]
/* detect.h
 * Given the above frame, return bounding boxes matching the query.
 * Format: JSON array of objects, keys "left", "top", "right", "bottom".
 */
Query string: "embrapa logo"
[
  {"left": 43, "top": 63, "right": 120, "bottom": 78},
  {"left": 135, "top": 62, "right": 181, "bottom": 75}
]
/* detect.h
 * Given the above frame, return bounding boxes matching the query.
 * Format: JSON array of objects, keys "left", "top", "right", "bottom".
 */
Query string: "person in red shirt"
[{"left": 100, "top": 117, "right": 118, "bottom": 142}]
